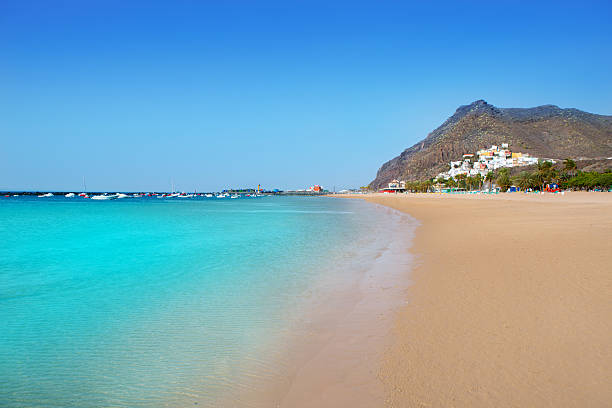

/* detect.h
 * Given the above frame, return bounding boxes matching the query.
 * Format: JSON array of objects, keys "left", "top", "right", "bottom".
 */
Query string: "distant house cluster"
[
  {"left": 380, "top": 179, "right": 406, "bottom": 193},
  {"left": 437, "top": 143, "right": 540, "bottom": 180},
  {"left": 382, "top": 143, "right": 546, "bottom": 192},
  {"left": 387, "top": 180, "right": 406, "bottom": 190}
]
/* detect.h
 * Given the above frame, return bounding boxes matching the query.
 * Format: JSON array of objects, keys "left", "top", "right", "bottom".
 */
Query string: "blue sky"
[{"left": 1, "top": 0, "right": 611, "bottom": 191}]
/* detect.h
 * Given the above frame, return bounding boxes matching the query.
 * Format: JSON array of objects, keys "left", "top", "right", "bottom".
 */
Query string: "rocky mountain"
[{"left": 371, "top": 100, "right": 612, "bottom": 188}]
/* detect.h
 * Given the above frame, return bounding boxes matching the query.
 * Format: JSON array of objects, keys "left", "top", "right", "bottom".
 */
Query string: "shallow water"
[{"left": 0, "top": 196, "right": 413, "bottom": 407}]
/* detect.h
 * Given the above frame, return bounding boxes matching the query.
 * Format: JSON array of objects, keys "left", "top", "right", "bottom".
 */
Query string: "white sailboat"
[{"left": 79, "top": 176, "right": 88, "bottom": 198}]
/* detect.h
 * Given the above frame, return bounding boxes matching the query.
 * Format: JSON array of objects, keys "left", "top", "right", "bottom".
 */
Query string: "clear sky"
[{"left": 1, "top": 0, "right": 611, "bottom": 192}]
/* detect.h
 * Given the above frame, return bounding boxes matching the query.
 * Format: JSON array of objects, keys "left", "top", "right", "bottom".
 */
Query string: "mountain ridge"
[{"left": 371, "top": 100, "right": 612, "bottom": 189}]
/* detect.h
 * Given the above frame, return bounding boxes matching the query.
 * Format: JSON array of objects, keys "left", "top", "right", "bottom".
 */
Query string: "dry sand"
[{"left": 362, "top": 192, "right": 612, "bottom": 407}]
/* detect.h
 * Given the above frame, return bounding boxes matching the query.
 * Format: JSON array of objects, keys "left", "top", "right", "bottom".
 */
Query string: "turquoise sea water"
[{"left": 0, "top": 196, "right": 409, "bottom": 407}]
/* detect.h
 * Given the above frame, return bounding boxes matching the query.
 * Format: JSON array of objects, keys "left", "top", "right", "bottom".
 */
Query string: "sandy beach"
[{"left": 359, "top": 192, "right": 612, "bottom": 407}]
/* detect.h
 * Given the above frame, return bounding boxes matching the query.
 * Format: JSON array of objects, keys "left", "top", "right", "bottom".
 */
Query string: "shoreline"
[
  {"left": 356, "top": 192, "right": 612, "bottom": 407},
  {"left": 230, "top": 199, "right": 418, "bottom": 407}
]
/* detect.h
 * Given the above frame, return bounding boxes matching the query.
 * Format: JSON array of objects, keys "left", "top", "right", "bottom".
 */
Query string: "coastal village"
[
  {"left": 385, "top": 143, "right": 543, "bottom": 192},
  {"left": 438, "top": 143, "right": 540, "bottom": 180}
]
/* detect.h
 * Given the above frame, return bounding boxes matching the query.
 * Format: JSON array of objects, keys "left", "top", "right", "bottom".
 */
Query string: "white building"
[
  {"left": 387, "top": 179, "right": 406, "bottom": 190},
  {"left": 437, "top": 142, "right": 541, "bottom": 181}
]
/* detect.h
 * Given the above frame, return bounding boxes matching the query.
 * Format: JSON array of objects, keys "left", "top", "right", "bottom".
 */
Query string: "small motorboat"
[
  {"left": 38, "top": 193, "right": 53, "bottom": 197},
  {"left": 65, "top": 193, "right": 76, "bottom": 198},
  {"left": 91, "top": 194, "right": 117, "bottom": 200}
]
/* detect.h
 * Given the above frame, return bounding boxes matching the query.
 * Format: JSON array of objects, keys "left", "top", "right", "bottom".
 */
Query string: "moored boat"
[{"left": 91, "top": 194, "right": 117, "bottom": 200}]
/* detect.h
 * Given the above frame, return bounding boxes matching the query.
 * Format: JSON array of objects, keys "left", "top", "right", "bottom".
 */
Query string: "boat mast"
[{"left": 83, "top": 176, "right": 87, "bottom": 192}]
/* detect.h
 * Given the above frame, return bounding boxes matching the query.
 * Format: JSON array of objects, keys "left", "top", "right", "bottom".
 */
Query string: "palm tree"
[
  {"left": 563, "top": 158, "right": 577, "bottom": 172},
  {"left": 417, "top": 181, "right": 429, "bottom": 193},
  {"left": 485, "top": 171, "right": 495, "bottom": 191},
  {"left": 444, "top": 178, "right": 457, "bottom": 192},
  {"left": 465, "top": 176, "right": 474, "bottom": 191},
  {"left": 473, "top": 174, "right": 483, "bottom": 191},
  {"left": 456, "top": 174, "right": 467, "bottom": 189},
  {"left": 532, "top": 169, "right": 545, "bottom": 191},
  {"left": 425, "top": 179, "right": 434, "bottom": 193},
  {"left": 563, "top": 158, "right": 577, "bottom": 179},
  {"left": 514, "top": 171, "right": 532, "bottom": 192},
  {"left": 496, "top": 168, "right": 512, "bottom": 192},
  {"left": 435, "top": 177, "right": 446, "bottom": 191},
  {"left": 536, "top": 160, "right": 558, "bottom": 190}
]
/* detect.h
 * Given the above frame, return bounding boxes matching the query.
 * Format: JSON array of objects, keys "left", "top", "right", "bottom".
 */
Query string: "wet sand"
[
  {"left": 229, "top": 201, "right": 418, "bottom": 408},
  {"left": 362, "top": 192, "right": 612, "bottom": 407}
]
